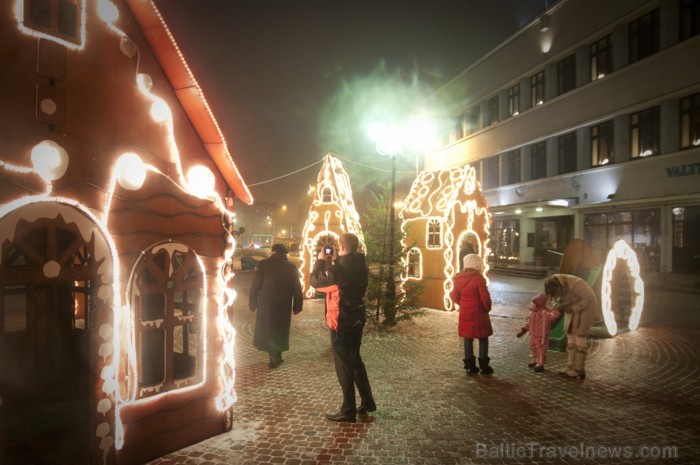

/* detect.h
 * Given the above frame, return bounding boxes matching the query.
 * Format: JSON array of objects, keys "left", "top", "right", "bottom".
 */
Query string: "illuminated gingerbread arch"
[
  {"left": 300, "top": 155, "right": 364, "bottom": 297},
  {"left": 601, "top": 239, "right": 645, "bottom": 336}
]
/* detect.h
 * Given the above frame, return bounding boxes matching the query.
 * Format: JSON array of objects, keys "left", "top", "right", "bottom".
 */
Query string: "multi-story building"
[{"left": 430, "top": 0, "right": 700, "bottom": 286}]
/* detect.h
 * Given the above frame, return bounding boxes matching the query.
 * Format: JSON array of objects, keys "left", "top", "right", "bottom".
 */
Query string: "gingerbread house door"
[{"left": 0, "top": 204, "right": 115, "bottom": 465}]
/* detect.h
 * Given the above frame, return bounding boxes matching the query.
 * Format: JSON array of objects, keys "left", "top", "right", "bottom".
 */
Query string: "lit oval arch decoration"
[{"left": 601, "top": 239, "right": 645, "bottom": 336}]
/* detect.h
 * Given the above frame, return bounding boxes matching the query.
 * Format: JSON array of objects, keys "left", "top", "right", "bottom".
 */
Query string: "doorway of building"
[
  {"left": 1, "top": 218, "right": 94, "bottom": 465},
  {"left": 535, "top": 216, "right": 574, "bottom": 268}
]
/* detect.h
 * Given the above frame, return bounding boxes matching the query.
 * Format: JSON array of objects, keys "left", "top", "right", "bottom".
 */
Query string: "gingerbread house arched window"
[
  {"left": 130, "top": 243, "right": 203, "bottom": 398},
  {"left": 407, "top": 248, "right": 422, "bottom": 279}
]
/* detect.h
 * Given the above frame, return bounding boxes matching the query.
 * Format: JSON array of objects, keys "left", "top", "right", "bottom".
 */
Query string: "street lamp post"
[{"left": 367, "top": 115, "right": 435, "bottom": 325}]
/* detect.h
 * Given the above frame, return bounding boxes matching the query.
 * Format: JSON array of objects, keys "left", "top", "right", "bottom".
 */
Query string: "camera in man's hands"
[{"left": 324, "top": 246, "right": 334, "bottom": 255}]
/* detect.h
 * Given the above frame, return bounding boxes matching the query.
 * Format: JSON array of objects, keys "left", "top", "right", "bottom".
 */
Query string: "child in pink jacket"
[{"left": 516, "top": 293, "right": 561, "bottom": 372}]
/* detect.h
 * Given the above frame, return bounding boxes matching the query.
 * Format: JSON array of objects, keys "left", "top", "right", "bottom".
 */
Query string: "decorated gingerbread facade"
[
  {"left": 0, "top": 1, "right": 250, "bottom": 464},
  {"left": 400, "top": 165, "right": 490, "bottom": 311},
  {"left": 299, "top": 154, "right": 364, "bottom": 297}
]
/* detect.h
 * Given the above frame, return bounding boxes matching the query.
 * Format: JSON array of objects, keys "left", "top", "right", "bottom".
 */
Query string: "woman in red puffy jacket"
[{"left": 449, "top": 253, "right": 494, "bottom": 375}]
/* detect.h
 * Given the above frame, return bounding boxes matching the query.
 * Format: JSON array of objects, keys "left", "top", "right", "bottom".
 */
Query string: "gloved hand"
[{"left": 516, "top": 329, "right": 526, "bottom": 338}]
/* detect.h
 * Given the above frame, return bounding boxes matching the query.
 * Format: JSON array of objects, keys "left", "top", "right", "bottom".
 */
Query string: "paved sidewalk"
[{"left": 149, "top": 273, "right": 700, "bottom": 465}]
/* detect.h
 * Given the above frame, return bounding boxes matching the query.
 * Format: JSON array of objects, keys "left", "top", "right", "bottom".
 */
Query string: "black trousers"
[{"left": 330, "top": 328, "right": 373, "bottom": 415}]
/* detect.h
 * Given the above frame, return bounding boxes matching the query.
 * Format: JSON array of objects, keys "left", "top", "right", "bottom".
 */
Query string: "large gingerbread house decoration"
[
  {"left": 0, "top": 1, "right": 251, "bottom": 464},
  {"left": 400, "top": 165, "right": 490, "bottom": 310},
  {"left": 299, "top": 154, "right": 364, "bottom": 297}
]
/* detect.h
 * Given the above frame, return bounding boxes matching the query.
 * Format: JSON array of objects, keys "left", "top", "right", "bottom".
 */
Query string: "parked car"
[{"left": 240, "top": 255, "right": 259, "bottom": 270}]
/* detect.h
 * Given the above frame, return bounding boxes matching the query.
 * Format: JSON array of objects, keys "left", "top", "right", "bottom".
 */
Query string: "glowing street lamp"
[{"left": 366, "top": 114, "right": 436, "bottom": 323}]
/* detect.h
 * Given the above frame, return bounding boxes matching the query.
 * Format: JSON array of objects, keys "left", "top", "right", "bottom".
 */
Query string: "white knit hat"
[{"left": 462, "top": 253, "right": 482, "bottom": 271}]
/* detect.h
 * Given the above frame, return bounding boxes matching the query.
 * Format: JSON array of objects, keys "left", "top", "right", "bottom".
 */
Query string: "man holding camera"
[{"left": 310, "top": 232, "right": 376, "bottom": 423}]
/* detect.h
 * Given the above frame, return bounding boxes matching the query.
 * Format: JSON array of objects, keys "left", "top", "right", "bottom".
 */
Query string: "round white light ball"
[
  {"left": 150, "top": 99, "right": 170, "bottom": 122},
  {"left": 187, "top": 165, "right": 216, "bottom": 198},
  {"left": 30, "top": 140, "right": 69, "bottom": 181},
  {"left": 116, "top": 152, "right": 146, "bottom": 190}
]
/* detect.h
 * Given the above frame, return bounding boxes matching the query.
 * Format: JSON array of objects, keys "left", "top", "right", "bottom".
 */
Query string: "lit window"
[
  {"left": 508, "top": 84, "right": 520, "bottom": 117},
  {"left": 630, "top": 106, "right": 660, "bottom": 158},
  {"left": 590, "top": 35, "right": 613, "bottom": 80},
  {"left": 407, "top": 249, "right": 422, "bottom": 278},
  {"left": 132, "top": 244, "right": 202, "bottom": 397},
  {"left": 322, "top": 187, "right": 332, "bottom": 203},
  {"left": 530, "top": 70, "right": 545, "bottom": 107},
  {"left": 591, "top": 120, "right": 614, "bottom": 167},
  {"left": 23, "top": 0, "right": 82, "bottom": 45},
  {"left": 680, "top": 92, "right": 700, "bottom": 149},
  {"left": 427, "top": 219, "right": 442, "bottom": 248}
]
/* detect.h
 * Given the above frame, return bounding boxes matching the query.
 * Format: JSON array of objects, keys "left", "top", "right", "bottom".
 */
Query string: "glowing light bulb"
[
  {"left": 136, "top": 74, "right": 153, "bottom": 92},
  {"left": 97, "top": 0, "right": 119, "bottom": 22},
  {"left": 187, "top": 165, "right": 216, "bottom": 198},
  {"left": 30, "top": 140, "right": 69, "bottom": 181},
  {"left": 150, "top": 99, "right": 170, "bottom": 122},
  {"left": 116, "top": 153, "right": 146, "bottom": 190}
]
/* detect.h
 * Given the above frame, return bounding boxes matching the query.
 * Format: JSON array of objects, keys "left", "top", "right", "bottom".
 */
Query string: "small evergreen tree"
[{"left": 362, "top": 183, "right": 425, "bottom": 326}]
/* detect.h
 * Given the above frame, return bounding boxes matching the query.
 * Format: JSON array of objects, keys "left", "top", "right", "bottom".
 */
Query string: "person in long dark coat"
[{"left": 249, "top": 243, "right": 303, "bottom": 367}]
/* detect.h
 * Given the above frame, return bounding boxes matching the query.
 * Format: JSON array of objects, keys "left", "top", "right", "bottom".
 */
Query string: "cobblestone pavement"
[{"left": 149, "top": 273, "right": 700, "bottom": 465}]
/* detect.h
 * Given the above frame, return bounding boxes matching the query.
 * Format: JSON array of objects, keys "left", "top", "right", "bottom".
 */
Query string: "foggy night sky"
[{"left": 156, "top": 1, "right": 547, "bottom": 213}]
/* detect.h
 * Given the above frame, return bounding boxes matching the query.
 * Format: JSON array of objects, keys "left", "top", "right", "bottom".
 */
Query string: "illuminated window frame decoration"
[
  {"left": 600, "top": 239, "right": 645, "bottom": 336},
  {"left": 125, "top": 242, "right": 206, "bottom": 400},
  {"left": 400, "top": 165, "right": 490, "bottom": 311},
  {"left": 406, "top": 247, "right": 422, "bottom": 280},
  {"left": 426, "top": 218, "right": 442, "bottom": 249},
  {"left": 14, "top": 0, "right": 87, "bottom": 50},
  {"left": 300, "top": 154, "right": 364, "bottom": 298}
]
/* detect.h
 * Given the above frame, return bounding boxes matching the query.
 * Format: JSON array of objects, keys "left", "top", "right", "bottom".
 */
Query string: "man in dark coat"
[
  {"left": 309, "top": 233, "right": 376, "bottom": 423},
  {"left": 249, "top": 243, "right": 303, "bottom": 367}
]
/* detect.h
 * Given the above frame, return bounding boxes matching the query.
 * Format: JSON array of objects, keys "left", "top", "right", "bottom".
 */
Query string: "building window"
[
  {"left": 590, "top": 35, "right": 613, "bottom": 80},
  {"left": 484, "top": 156, "right": 500, "bottom": 189},
  {"left": 485, "top": 96, "right": 499, "bottom": 126},
  {"left": 672, "top": 206, "right": 700, "bottom": 274},
  {"left": 630, "top": 106, "right": 660, "bottom": 158},
  {"left": 629, "top": 8, "right": 660, "bottom": 63},
  {"left": 22, "top": 0, "right": 82, "bottom": 45},
  {"left": 466, "top": 106, "right": 481, "bottom": 135},
  {"left": 584, "top": 209, "right": 661, "bottom": 273},
  {"left": 427, "top": 219, "right": 442, "bottom": 248},
  {"left": 132, "top": 244, "right": 202, "bottom": 397},
  {"left": 557, "top": 54, "right": 576, "bottom": 95},
  {"left": 406, "top": 248, "right": 422, "bottom": 279},
  {"left": 508, "top": 84, "right": 520, "bottom": 117},
  {"left": 680, "top": 92, "right": 700, "bottom": 149},
  {"left": 321, "top": 187, "right": 332, "bottom": 203},
  {"left": 507, "top": 149, "right": 521, "bottom": 184},
  {"left": 530, "top": 70, "right": 545, "bottom": 106},
  {"left": 531, "top": 142, "right": 547, "bottom": 180},
  {"left": 558, "top": 132, "right": 577, "bottom": 174},
  {"left": 680, "top": 0, "right": 700, "bottom": 40},
  {"left": 591, "top": 120, "right": 614, "bottom": 166},
  {"left": 449, "top": 113, "right": 465, "bottom": 142}
]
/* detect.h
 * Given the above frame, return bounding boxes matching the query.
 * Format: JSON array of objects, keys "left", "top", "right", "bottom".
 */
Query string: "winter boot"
[
  {"left": 559, "top": 344, "right": 576, "bottom": 375},
  {"left": 565, "top": 347, "right": 587, "bottom": 379},
  {"left": 463, "top": 358, "right": 479, "bottom": 374},
  {"left": 478, "top": 357, "right": 494, "bottom": 375}
]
